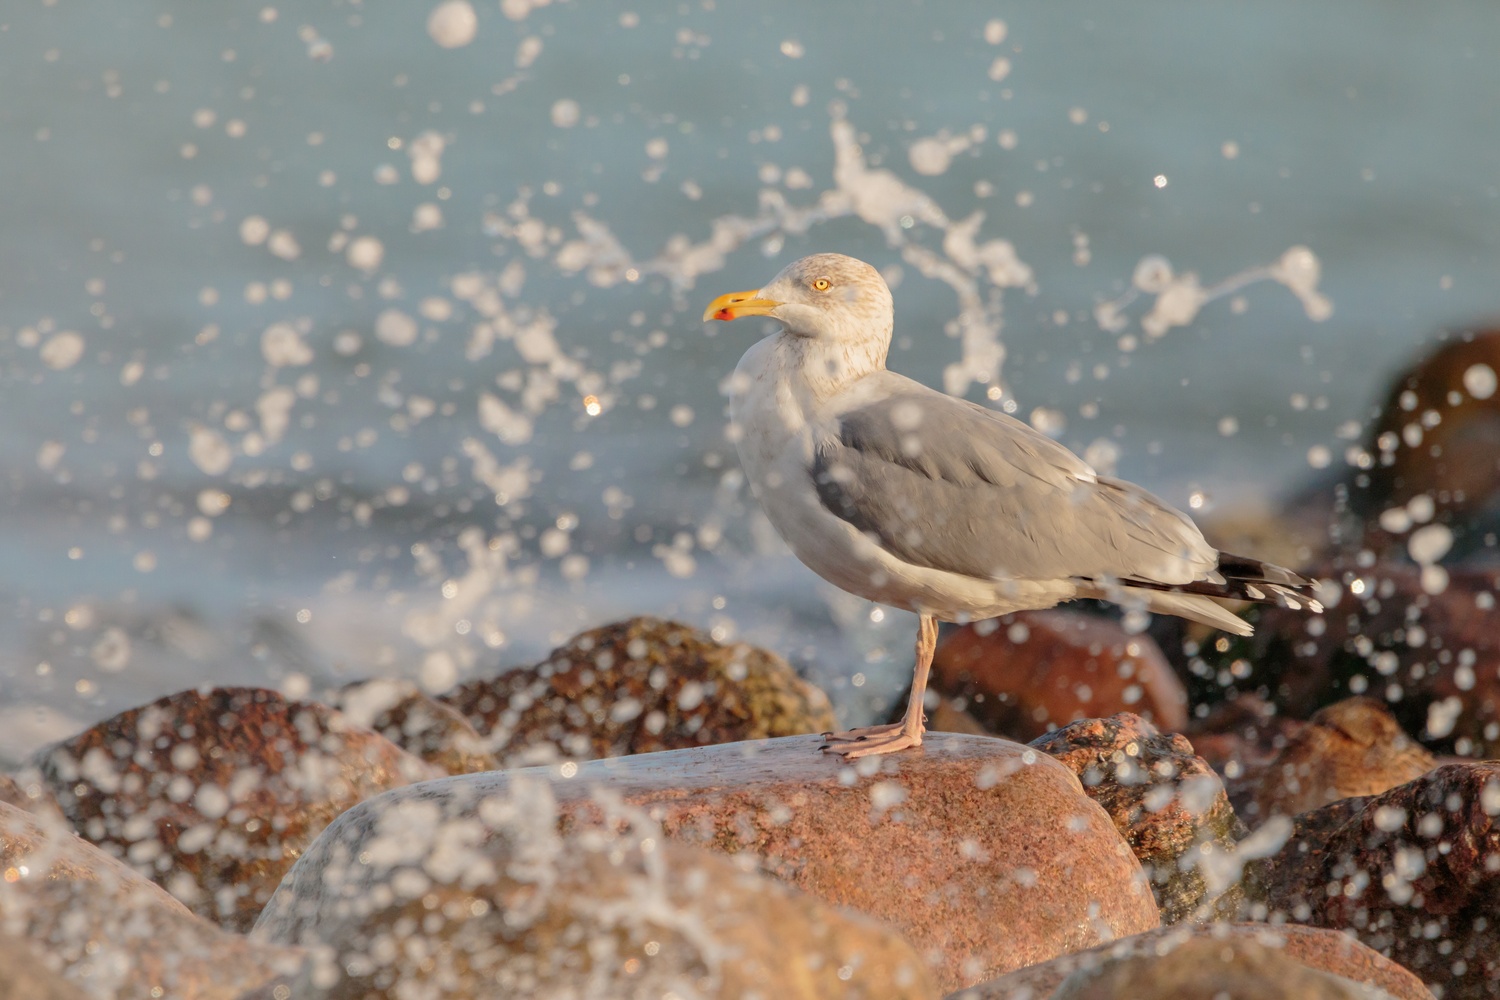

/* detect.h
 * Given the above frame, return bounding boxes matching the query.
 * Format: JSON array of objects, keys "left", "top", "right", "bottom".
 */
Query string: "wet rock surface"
[
  {"left": 9, "top": 596, "right": 1494, "bottom": 999},
  {"left": 952, "top": 923, "right": 1433, "bottom": 1000},
  {"left": 0, "top": 770, "right": 60, "bottom": 817},
  {"left": 1251, "top": 761, "right": 1500, "bottom": 997},
  {"left": 1350, "top": 328, "right": 1500, "bottom": 549},
  {"left": 1031, "top": 713, "right": 1243, "bottom": 923},
  {"left": 441, "top": 616, "right": 837, "bottom": 764},
  {"left": 0, "top": 800, "right": 301, "bottom": 999},
  {"left": 1225, "top": 562, "right": 1500, "bottom": 758},
  {"left": 1254, "top": 697, "right": 1435, "bottom": 821},
  {"left": 331, "top": 677, "right": 499, "bottom": 775},
  {"left": 30, "top": 686, "right": 435, "bottom": 931},
  {"left": 256, "top": 780, "right": 934, "bottom": 1000},
  {"left": 300, "top": 732, "right": 1158, "bottom": 993},
  {"left": 1187, "top": 695, "right": 1308, "bottom": 822},
  {"left": 927, "top": 611, "right": 1188, "bottom": 742},
  {"left": 0, "top": 934, "right": 93, "bottom": 1000}
]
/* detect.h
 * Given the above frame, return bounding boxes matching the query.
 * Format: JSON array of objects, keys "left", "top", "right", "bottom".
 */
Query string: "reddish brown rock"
[
  {"left": 929, "top": 611, "right": 1188, "bottom": 742},
  {"left": 31, "top": 686, "right": 436, "bottom": 931},
  {"left": 1255, "top": 697, "right": 1435, "bottom": 821},
  {"left": 331, "top": 678, "right": 499, "bottom": 775},
  {"left": 0, "top": 770, "right": 62, "bottom": 818},
  {"left": 1229, "top": 562, "right": 1500, "bottom": 758},
  {"left": 441, "top": 616, "right": 836, "bottom": 764},
  {"left": 1353, "top": 329, "right": 1500, "bottom": 539},
  {"left": 952, "top": 923, "right": 1433, "bottom": 1000},
  {"left": 0, "top": 801, "right": 302, "bottom": 999},
  {"left": 0, "top": 934, "right": 92, "bottom": 1000},
  {"left": 303, "top": 732, "right": 1158, "bottom": 993},
  {"left": 1031, "top": 713, "right": 1244, "bottom": 923},
  {"left": 1251, "top": 762, "right": 1500, "bottom": 997},
  {"left": 1247, "top": 330, "right": 1500, "bottom": 570},
  {"left": 1187, "top": 695, "right": 1307, "bottom": 822},
  {"left": 256, "top": 789, "right": 933, "bottom": 1000}
]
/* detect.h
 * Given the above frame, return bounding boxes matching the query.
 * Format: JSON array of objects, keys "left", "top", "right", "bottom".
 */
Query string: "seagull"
[{"left": 704, "top": 253, "right": 1321, "bottom": 758}]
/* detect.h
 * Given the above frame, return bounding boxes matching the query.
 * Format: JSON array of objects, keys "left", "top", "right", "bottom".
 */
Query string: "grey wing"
[{"left": 811, "top": 388, "right": 1217, "bottom": 585}]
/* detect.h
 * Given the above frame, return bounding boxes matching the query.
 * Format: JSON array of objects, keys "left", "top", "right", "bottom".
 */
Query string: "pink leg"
[{"left": 821, "top": 613, "right": 938, "bottom": 757}]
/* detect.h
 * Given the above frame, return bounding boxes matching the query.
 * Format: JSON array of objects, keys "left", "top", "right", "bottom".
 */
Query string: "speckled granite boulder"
[
  {"left": 331, "top": 678, "right": 499, "bottom": 775},
  {"left": 0, "top": 801, "right": 302, "bottom": 999},
  {"left": 951, "top": 923, "right": 1433, "bottom": 1000},
  {"left": 927, "top": 611, "right": 1188, "bottom": 742},
  {"left": 30, "top": 686, "right": 436, "bottom": 931},
  {"left": 1031, "top": 713, "right": 1244, "bottom": 923},
  {"left": 1251, "top": 762, "right": 1500, "bottom": 997},
  {"left": 320, "top": 732, "right": 1159, "bottom": 993},
  {"left": 441, "top": 617, "right": 836, "bottom": 764},
  {"left": 1254, "top": 697, "right": 1434, "bottom": 821},
  {"left": 254, "top": 778, "right": 934, "bottom": 1000}
]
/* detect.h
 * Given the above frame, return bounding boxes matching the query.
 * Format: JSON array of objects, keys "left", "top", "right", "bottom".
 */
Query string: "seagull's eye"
[{"left": 811, "top": 277, "right": 832, "bottom": 292}]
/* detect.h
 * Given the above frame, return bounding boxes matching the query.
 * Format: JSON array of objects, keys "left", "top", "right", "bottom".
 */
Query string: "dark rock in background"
[
  {"left": 1254, "top": 697, "right": 1434, "bottom": 822},
  {"left": 440, "top": 616, "right": 836, "bottom": 764},
  {"left": 331, "top": 677, "right": 499, "bottom": 774},
  {"left": 922, "top": 610, "right": 1188, "bottom": 742}
]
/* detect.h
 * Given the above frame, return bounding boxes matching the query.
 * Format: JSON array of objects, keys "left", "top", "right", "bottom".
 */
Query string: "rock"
[
  {"left": 952, "top": 923, "right": 1433, "bottom": 1000},
  {"left": 330, "top": 678, "right": 498, "bottom": 775},
  {"left": 0, "top": 934, "right": 92, "bottom": 1000},
  {"left": 1031, "top": 713, "right": 1243, "bottom": 923},
  {"left": 255, "top": 778, "right": 934, "bottom": 1000},
  {"left": 1047, "top": 939, "right": 1390, "bottom": 1000},
  {"left": 927, "top": 611, "right": 1188, "bottom": 742},
  {"left": 1186, "top": 695, "right": 1307, "bottom": 822},
  {"left": 1251, "top": 761, "right": 1500, "bottom": 997},
  {"left": 1350, "top": 328, "right": 1500, "bottom": 549},
  {"left": 0, "top": 770, "right": 61, "bottom": 818},
  {"left": 1237, "top": 330, "right": 1500, "bottom": 571},
  {"left": 441, "top": 616, "right": 836, "bottom": 764},
  {"left": 0, "top": 801, "right": 301, "bottom": 999},
  {"left": 1228, "top": 562, "right": 1500, "bottom": 758},
  {"left": 305, "top": 732, "right": 1158, "bottom": 992},
  {"left": 1255, "top": 697, "right": 1435, "bottom": 821},
  {"left": 31, "top": 686, "right": 436, "bottom": 931}
]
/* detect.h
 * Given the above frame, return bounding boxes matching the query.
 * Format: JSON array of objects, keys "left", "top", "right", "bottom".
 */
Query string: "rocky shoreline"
[{"left": 2, "top": 604, "right": 1497, "bottom": 999}]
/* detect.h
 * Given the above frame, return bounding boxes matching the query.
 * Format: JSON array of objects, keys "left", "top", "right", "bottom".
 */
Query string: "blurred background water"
[{"left": 1, "top": 0, "right": 1498, "bottom": 759}]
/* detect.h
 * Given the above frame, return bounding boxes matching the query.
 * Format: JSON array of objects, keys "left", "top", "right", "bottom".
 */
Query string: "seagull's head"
[{"left": 703, "top": 253, "right": 894, "bottom": 346}]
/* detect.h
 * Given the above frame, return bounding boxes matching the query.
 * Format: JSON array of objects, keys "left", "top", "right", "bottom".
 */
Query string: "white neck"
[{"left": 775, "top": 330, "right": 889, "bottom": 401}]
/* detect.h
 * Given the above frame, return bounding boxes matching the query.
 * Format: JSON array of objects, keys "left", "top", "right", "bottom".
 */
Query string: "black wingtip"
[
  {"left": 1215, "top": 552, "right": 1316, "bottom": 590},
  {"left": 1118, "top": 551, "right": 1323, "bottom": 613},
  {"left": 1211, "top": 551, "right": 1323, "bottom": 611}
]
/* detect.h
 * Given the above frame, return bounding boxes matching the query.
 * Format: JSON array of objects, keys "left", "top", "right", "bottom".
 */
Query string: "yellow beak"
[{"left": 703, "top": 289, "right": 781, "bottom": 322}]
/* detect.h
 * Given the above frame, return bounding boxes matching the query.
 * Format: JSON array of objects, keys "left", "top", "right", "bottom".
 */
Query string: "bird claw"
[{"left": 817, "top": 722, "right": 922, "bottom": 758}]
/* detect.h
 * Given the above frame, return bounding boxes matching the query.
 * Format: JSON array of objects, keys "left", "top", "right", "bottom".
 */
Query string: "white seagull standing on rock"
[{"left": 704, "top": 252, "right": 1321, "bottom": 758}]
